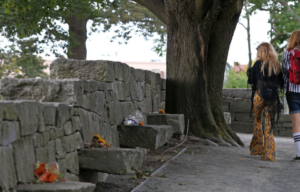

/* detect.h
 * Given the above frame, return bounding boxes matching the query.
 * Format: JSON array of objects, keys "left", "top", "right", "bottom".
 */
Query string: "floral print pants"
[{"left": 250, "top": 92, "right": 276, "bottom": 161}]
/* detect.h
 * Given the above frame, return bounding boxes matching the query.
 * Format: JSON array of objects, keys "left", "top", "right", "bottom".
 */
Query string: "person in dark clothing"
[{"left": 247, "top": 42, "right": 283, "bottom": 162}]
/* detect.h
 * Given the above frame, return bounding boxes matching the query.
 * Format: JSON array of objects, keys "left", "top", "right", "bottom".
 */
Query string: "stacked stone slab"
[
  {"left": 16, "top": 181, "right": 95, "bottom": 192},
  {"left": 0, "top": 101, "right": 92, "bottom": 191},
  {"left": 222, "top": 88, "right": 293, "bottom": 136},
  {"left": 117, "top": 125, "right": 173, "bottom": 150},
  {"left": 146, "top": 114, "right": 185, "bottom": 135},
  {"left": 79, "top": 148, "right": 144, "bottom": 175}
]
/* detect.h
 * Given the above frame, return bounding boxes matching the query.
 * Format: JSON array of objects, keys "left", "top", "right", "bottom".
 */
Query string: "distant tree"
[
  {"left": 0, "top": 38, "right": 48, "bottom": 79},
  {"left": 0, "top": 0, "right": 166, "bottom": 59},
  {"left": 223, "top": 68, "right": 248, "bottom": 88},
  {"left": 248, "top": 0, "right": 300, "bottom": 54}
]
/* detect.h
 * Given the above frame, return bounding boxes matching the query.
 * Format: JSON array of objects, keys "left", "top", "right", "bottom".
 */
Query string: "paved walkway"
[{"left": 134, "top": 133, "right": 300, "bottom": 192}]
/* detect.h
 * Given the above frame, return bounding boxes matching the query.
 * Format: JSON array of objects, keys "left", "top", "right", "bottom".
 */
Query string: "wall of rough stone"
[
  {"left": 0, "top": 101, "right": 86, "bottom": 191},
  {"left": 222, "top": 88, "right": 293, "bottom": 137},
  {"left": 0, "top": 59, "right": 166, "bottom": 191}
]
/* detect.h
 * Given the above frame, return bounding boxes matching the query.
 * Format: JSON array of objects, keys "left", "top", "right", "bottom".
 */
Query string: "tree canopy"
[
  {"left": 0, "top": 0, "right": 166, "bottom": 59},
  {"left": 248, "top": 0, "right": 300, "bottom": 53}
]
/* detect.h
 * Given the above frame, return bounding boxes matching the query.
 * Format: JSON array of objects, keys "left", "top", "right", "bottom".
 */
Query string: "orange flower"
[
  {"left": 159, "top": 109, "right": 165, "bottom": 114},
  {"left": 139, "top": 121, "right": 144, "bottom": 126},
  {"left": 99, "top": 138, "right": 106, "bottom": 145},
  {"left": 48, "top": 172, "right": 58, "bottom": 183},
  {"left": 34, "top": 163, "right": 46, "bottom": 177}
]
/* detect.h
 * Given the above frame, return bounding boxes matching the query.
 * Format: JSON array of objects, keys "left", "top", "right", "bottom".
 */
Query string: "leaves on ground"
[
  {"left": 259, "top": 166, "right": 265, "bottom": 168},
  {"left": 179, "top": 183, "right": 186, "bottom": 185},
  {"left": 240, "top": 159, "right": 245, "bottom": 161},
  {"left": 158, "top": 174, "right": 167, "bottom": 178}
]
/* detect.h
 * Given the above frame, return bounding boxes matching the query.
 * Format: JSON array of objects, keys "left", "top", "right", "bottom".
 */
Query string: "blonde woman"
[
  {"left": 247, "top": 42, "right": 283, "bottom": 161},
  {"left": 282, "top": 30, "right": 300, "bottom": 161}
]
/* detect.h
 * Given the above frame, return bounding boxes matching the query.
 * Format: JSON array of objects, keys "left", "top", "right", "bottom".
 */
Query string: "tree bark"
[
  {"left": 133, "top": 0, "right": 245, "bottom": 146},
  {"left": 66, "top": 15, "right": 88, "bottom": 60}
]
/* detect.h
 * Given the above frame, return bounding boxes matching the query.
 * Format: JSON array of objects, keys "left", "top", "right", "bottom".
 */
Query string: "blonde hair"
[
  {"left": 287, "top": 30, "right": 300, "bottom": 50},
  {"left": 256, "top": 42, "right": 281, "bottom": 77}
]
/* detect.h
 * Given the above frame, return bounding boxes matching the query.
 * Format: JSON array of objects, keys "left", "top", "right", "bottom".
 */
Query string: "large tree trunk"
[
  {"left": 165, "top": 0, "right": 244, "bottom": 146},
  {"left": 66, "top": 15, "right": 88, "bottom": 60},
  {"left": 132, "top": 0, "right": 245, "bottom": 146}
]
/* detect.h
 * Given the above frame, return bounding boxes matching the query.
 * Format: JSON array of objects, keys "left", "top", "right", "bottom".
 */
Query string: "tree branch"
[
  {"left": 130, "top": 0, "right": 167, "bottom": 24},
  {"left": 238, "top": 21, "right": 247, "bottom": 30},
  {"left": 278, "top": 0, "right": 300, "bottom": 23}
]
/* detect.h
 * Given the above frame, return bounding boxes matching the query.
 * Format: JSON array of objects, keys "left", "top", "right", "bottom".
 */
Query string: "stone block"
[
  {"left": 55, "top": 127, "right": 65, "bottom": 138},
  {"left": 155, "top": 73, "right": 161, "bottom": 85},
  {"left": 231, "top": 122, "right": 254, "bottom": 133},
  {"left": 122, "top": 102, "right": 135, "bottom": 120},
  {"left": 13, "top": 136, "right": 35, "bottom": 184},
  {"left": 147, "top": 114, "right": 185, "bottom": 134},
  {"left": 0, "top": 121, "right": 20, "bottom": 146},
  {"left": 79, "top": 148, "right": 144, "bottom": 175},
  {"left": 79, "top": 91, "right": 105, "bottom": 116},
  {"left": 145, "top": 71, "right": 156, "bottom": 89},
  {"left": 79, "top": 170, "right": 108, "bottom": 183},
  {"left": 274, "top": 128, "right": 293, "bottom": 137},
  {"left": 66, "top": 151, "right": 79, "bottom": 174},
  {"left": 222, "top": 88, "right": 251, "bottom": 99},
  {"left": 117, "top": 125, "right": 173, "bottom": 150},
  {"left": 130, "top": 76, "right": 144, "bottom": 101},
  {"left": 79, "top": 109, "right": 104, "bottom": 144},
  {"left": 75, "top": 132, "right": 84, "bottom": 149},
  {"left": 283, "top": 123, "right": 293, "bottom": 128},
  {"left": 64, "top": 121, "right": 74, "bottom": 135},
  {"left": 42, "top": 132, "right": 50, "bottom": 146},
  {"left": 35, "top": 147, "right": 48, "bottom": 163},
  {"left": 112, "top": 81, "right": 125, "bottom": 101},
  {"left": 65, "top": 173, "right": 79, "bottom": 182},
  {"left": 222, "top": 105, "right": 229, "bottom": 112},
  {"left": 56, "top": 103, "right": 70, "bottom": 128},
  {"left": 279, "top": 114, "right": 292, "bottom": 123},
  {"left": 161, "top": 79, "right": 166, "bottom": 90},
  {"left": 72, "top": 116, "right": 82, "bottom": 132},
  {"left": 160, "top": 91, "right": 166, "bottom": 102},
  {"left": 46, "top": 140, "right": 56, "bottom": 163},
  {"left": 50, "top": 129, "right": 57, "bottom": 140},
  {"left": 0, "top": 101, "right": 18, "bottom": 120},
  {"left": 61, "top": 134, "right": 80, "bottom": 153},
  {"left": 235, "top": 113, "right": 254, "bottom": 123},
  {"left": 50, "top": 58, "right": 114, "bottom": 82},
  {"left": 16, "top": 181, "right": 95, "bottom": 192},
  {"left": 32, "top": 133, "right": 44, "bottom": 148},
  {"left": 15, "top": 101, "right": 42, "bottom": 136},
  {"left": 42, "top": 103, "right": 56, "bottom": 126},
  {"left": 134, "top": 100, "right": 146, "bottom": 113},
  {"left": 0, "top": 146, "right": 17, "bottom": 192},
  {"left": 58, "top": 159, "right": 67, "bottom": 177},
  {"left": 230, "top": 98, "right": 252, "bottom": 113},
  {"left": 55, "top": 138, "right": 66, "bottom": 160},
  {"left": 146, "top": 84, "right": 152, "bottom": 112}
]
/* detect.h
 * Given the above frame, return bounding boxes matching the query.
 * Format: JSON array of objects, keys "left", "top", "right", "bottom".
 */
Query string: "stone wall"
[
  {"left": 0, "top": 59, "right": 166, "bottom": 191},
  {"left": 222, "top": 88, "right": 293, "bottom": 137},
  {"left": 0, "top": 101, "right": 86, "bottom": 191}
]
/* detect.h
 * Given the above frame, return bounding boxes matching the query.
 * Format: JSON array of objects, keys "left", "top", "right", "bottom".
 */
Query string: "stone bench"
[
  {"left": 16, "top": 181, "right": 95, "bottom": 192},
  {"left": 117, "top": 125, "right": 173, "bottom": 150},
  {"left": 78, "top": 148, "right": 144, "bottom": 175},
  {"left": 146, "top": 114, "right": 184, "bottom": 134}
]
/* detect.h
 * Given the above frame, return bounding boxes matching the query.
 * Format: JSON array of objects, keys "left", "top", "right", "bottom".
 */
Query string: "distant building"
[{"left": 233, "top": 62, "right": 247, "bottom": 72}]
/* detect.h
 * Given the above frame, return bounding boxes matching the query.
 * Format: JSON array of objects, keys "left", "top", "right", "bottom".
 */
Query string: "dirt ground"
[{"left": 94, "top": 137, "right": 195, "bottom": 192}]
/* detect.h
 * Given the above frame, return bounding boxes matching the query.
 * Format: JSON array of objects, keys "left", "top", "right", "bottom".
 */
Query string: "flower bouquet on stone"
[
  {"left": 84, "top": 134, "right": 110, "bottom": 148},
  {"left": 33, "top": 161, "right": 65, "bottom": 183}
]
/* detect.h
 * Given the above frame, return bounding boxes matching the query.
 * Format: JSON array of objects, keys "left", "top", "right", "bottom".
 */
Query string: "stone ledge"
[
  {"left": 15, "top": 181, "right": 95, "bottom": 192},
  {"left": 117, "top": 125, "right": 173, "bottom": 150},
  {"left": 146, "top": 114, "right": 184, "bottom": 134},
  {"left": 79, "top": 148, "right": 144, "bottom": 175}
]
